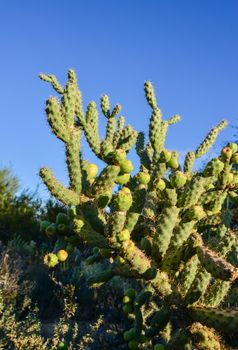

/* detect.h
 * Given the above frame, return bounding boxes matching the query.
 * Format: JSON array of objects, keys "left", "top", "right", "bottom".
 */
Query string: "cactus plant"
[{"left": 39, "top": 69, "right": 238, "bottom": 349}]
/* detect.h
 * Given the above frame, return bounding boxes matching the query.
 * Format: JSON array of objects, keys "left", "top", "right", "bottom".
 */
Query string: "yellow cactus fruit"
[{"left": 56, "top": 249, "right": 68, "bottom": 262}]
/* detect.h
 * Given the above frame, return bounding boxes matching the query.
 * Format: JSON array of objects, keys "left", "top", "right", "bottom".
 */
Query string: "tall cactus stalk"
[{"left": 39, "top": 69, "right": 238, "bottom": 350}]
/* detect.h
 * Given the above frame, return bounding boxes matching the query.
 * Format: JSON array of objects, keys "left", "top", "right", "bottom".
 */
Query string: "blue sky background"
[{"left": 1, "top": 1, "right": 238, "bottom": 199}]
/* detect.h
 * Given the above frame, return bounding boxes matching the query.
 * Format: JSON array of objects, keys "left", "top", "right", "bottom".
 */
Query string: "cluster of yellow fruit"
[{"left": 43, "top": 249, "right": 68, "bottom": 268}]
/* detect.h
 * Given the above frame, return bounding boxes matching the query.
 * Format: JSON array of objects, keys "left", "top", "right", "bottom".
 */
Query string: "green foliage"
[
  {"left": 0, "top": 168, "right": 42, "bottom": 242},
  {"left": 39, "top": 69, "right": 238, "bottom": 349}
]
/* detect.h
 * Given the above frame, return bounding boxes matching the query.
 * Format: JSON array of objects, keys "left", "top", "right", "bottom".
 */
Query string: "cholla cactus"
[{"left": 39, "top": 69, "right": 238, "bottom": 349}]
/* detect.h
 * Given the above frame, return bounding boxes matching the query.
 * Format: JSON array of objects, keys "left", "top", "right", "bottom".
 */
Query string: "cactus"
[{"left": 39, "top": 70, "right": 238, "bottom": 349}]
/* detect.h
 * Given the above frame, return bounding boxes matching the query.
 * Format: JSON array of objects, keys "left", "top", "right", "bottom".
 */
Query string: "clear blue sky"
[{"left": 1, "top": 1, "right": 238, "bottom": 198}]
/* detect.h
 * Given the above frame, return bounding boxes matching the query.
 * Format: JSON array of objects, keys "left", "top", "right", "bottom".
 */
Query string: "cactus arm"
[
  {"left": 116, "top": 125, "right": 138, "bottom": 152},
  {"left": 149, "top": 107, "right": 162, "bottom": 158},
  {"left": 185, "top": 267, "right": 211, "bottom": 305},
  {"left": 66, "top": 136, "right": 82, "bottom": 193},
  {"left": 74, "top": 220, "right": 108, "bottom": 247},
  {"left": 162, "top": 220, "right": 196, "bottom": 271},
  {"left": 121, "top": 239, "right": 151, "bottom": 274},
  {"left": 105, "top": 116, "right": 117, "bottom": 145},
  {"left": 177, "top": 255, "right": 199, "bottom": 296},
  {"left": 184, "top": 151, "right": 196, "bottom": 173},
  {"left": 83, "top": 101, "right": 101, "bottom": 156},
  {"left": 45, "top": 97, "right": 69, "bottom": 142},
  {"left": 91, "top": 165, "right": 120, "bottom": 197},
  {"left": 39, "top": 167, "right": 80, "bottom": 205},
  {"left": 152, "top": 206, "right": 180, "bottom": 261},
  {"left": 203, "top": 280, "right": 231, "bottom": 307},
  {"left": 144, "top": 81, "right": 157, "bottom": 110},
  {"left": 124, "top": 187, "right": 146, "bottom": 233},
  {"left": 178, "top": 176, "right": 210, "bottom": 208},
  {"left": 197, "top": 245, "right": 238, "bottom": 281},
  {"left": 189, "top": 307, "right": 238, "bottom": 333},
  {"left": 113, "top": 115, "right": 125, "bottom": 147},
  {"left": 135, "top": 131, "right": 145, "bottom": 157},
  {"left": 39, "top": 73, "right": 64, "bottom": 94},
  {"left": 167, "top": 114, "right": 181, "bottom": 125},
  {"left": 87, "top": 269, "right": 115, "bottom": 286},
  {"left": 195, "top": 120, "right": 228, "bottom": 158}
]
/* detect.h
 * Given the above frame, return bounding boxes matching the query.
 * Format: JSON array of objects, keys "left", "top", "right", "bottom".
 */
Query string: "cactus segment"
[
  {"left": 189, "top": 307, "right": 238, "bottom": 333},
  {"left": 39, "top": 73, "right": 64, "bottom": 94},
  {"left": 170, "top": 171, "right": 187, "bottom": 188},
  {"left": 203, "top": 280, "right": 231, "bottom": 307},
  {"left": 40, "top": 167, "right": 80, "bottom": 205},
  {"left": 184, "top": 151, "right": 196, "bottom": 173},
  {"left": 178, "top": 176, "right": 209, "bottom": 208},
  {"left": 195, "top": 120, "right": 228, "bottom": 158},
  {"left": 91, "top": 165, "right": 120, "bottom": 196},
  {"left": 45, "top": 97, "right": 69, "bottom": 142},
  {"left": 121, "top": 239, "right": 151, "bottom": 275},
  {"left": 87, "top": 270, "right": 114, "bottom": 286},
  {"left": 197, "top": 245, "right": 238, "bottom": 281},
  {"left": 117, "top": 125, "right": 138, "bottom": 152},
  {"left": 178, "top": 255, "right": 199, "bottom": 296},
  {"left": 149, "top": 107, "right": 162, "bottom": 156},
  {"left": 144, "top": 81, "right": 157, "bottom": 110},
  {"left": 153, "top": 206, "right": 180, "bottom": 259},
  {"left": 146, "top": 307, "right": 170, "bottom": 336},
  {"left": 185, "top": 267, "right": 211, "bottom": 304},
  {"left": 190, "top": 322, "right": 223, "bottom": 350}
]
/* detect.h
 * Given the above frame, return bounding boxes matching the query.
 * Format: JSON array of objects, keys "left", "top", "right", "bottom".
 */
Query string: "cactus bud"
[
  {"left": 123, "top": 328, "right": 136, "bottom": 341},
  {"left": 56, "top": 212, "right": 69, "bottom": 225},
  {"left": 56, "top": 249, "right": 68, "bottom": 262},
  {"left": 125, "top": 288, "right": 136, "bottom": 299},
  {"left": 186, "top": 205, "right": 206, "bottom": 221},
  {"left": 44, "top": 253, "right": 59, "bottom": 268},
  {"left": 96, "top": 191, "right": 112, "bottom": 208},
  {"left": 119, "top": 159, "right": 134, "bottom": 174},
  {"left": 170, "top": 171, "right": 187, "bottom": 188},
  {"left": 46, "top": 223, "right": 57, "bottom": 236},
  {"left": 111, "top": 104, "right": 122, "bottom": 118},
  {"left": 167, "top": 154, "right": 179, "bottom": 169},
  {"left": 114, "top": 189, "right": 133, "bottom": 211},
  {"left": 57, "top": 223, "right": 67, "bottom": 233},
  {"left": 123, "top": 304, "right": 134, "bottom": 314},
  {"left": 227, "top": 142, "right": 238, "bottom": 154},
  {"left": 101, "top": 95, "right": 110, "bottom": 117},
  {"left": 154, "top": 345, "right": 165, "bottom": 350},
  {"left": 231, "top": 153, "right": 238, "bottom": 165},
  {"left": 144, "top": 81, "right": 157, "bottom": 109},
  {"left": 128, "top": 340, "right": 139, "bottom": 349},
  {"left": 117, "top": 255, "right": 126, "bottom": 264},
  {"left": 155, "top": 178, "right": 166, "bottom": 191},
  {"left": 67, "top": 207, "right": 77, "bottom": 219},
  {"left": 221, "top": 147, "right": 232, "bottom": 161},
  {"left": 117, "top": 229, "right": 130, "bottom": 242},
  {"left": 113, "top": 148, "right": 127, "bottom": 164},
  {"left": 116, "top": 173, "right": 130, "bottom": 185},
  {"left": 73, "top": 217, "right": 85, "bottom": 232},
  {"left": 136, "top": 172, "right": 150, "bottom": 185},
  {"left": 160, "top": 150, "right": 172, "bottom": 163},
  {"left": 123, "top": 296, "right": 131, "bottom": 304},
  {"left": 203, "top": 158, "right": 224, "bottom": 177},
  {"left": 40, "top": 220, "right": 50, "bottom": 233},
  {"left": 87, "top": 163, "right": 98, "bottom": 179},
  {"left": 58, "top": 342, "right": 68, "bottom": 350}
]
